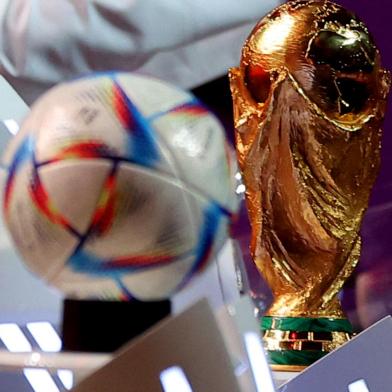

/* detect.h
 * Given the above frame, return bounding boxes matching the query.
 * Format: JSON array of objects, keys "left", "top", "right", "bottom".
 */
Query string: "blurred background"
[
  {"left": 0, "top": 1, "right": 391, "bottom": 390},
  {"left": 0, "top": 0, "right": 391, "bottom": 335}
]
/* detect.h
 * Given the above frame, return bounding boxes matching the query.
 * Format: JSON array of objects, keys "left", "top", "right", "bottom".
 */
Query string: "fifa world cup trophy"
[{"left": 230, "top": 0, "right": 390, "bottom": 368}]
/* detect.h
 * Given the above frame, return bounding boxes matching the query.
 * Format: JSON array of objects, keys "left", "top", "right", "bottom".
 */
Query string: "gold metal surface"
[
  {"left": 263, "top": 329, "right": 350, "bottom": 352},
  {"left": 263, "top": 330, "right": 350, "bottom": 342},
  {"left": 230, "top": 1, "right": 390, "bottom": 319},
  {"left": 271, "top": 364, "right": 306, "bottom": 372}
]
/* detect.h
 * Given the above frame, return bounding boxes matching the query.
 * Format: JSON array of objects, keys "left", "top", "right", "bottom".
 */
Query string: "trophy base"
[
  {"left": 261, "top": 316, "right": 353, "bottom": 367},
  {"left": 271, "top": 364, "right": 306, "bottom": 372}
]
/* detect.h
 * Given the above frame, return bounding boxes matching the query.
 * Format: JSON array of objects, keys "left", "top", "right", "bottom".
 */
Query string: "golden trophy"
[{"left": 229, "top": 0, "right": 390, "bottom": 369}]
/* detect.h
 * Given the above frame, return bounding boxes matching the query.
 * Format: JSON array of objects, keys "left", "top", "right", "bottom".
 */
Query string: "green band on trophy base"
[
  {"left": 261, "top": 316, "right": 353, "bottom": 334},
  {"left": 261, "top": 316, "right": 353, "bottom": 367}
]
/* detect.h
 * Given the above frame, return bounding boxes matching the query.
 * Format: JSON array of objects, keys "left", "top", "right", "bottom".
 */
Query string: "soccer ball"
[{"left": 2, "top": 72, "right": 238, "bottom": 301}]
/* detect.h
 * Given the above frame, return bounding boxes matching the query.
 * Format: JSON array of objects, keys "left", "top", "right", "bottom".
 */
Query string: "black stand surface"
[{"left": 61, "top": 298, "right": 171, "bottom": 353}]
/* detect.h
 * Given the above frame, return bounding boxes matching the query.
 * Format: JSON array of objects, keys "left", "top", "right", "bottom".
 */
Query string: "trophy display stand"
[
  {"left": 62, "top": 298, "right": 171, "bottom": 353},
  {"left": 71, "top": 300, "right": 245, "bottom": 392},
  {"left": 70, "top": 297, "right": 277, "bottom": 392},
  {"left": 281, "top": 316, "right": 392, "bottom": 392}
]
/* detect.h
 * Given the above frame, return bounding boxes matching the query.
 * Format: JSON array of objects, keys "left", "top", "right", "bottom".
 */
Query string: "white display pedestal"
[
  {"left": 0, "top": 352, "right": 299, "bottom": 390},
  {"left": 281, "top": 316, "right": 392, "bottom": 392},
  {"left": 0, "top": 297, "right": 276, "bottom": 391},
  {"left": 0, "top": 351, "right": 297, "bottom": 390}
]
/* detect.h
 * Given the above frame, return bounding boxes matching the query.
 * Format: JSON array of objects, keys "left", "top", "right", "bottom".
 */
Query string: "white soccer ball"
[{"left": 2, "top": 72, "right": 239, "bottom": 301}]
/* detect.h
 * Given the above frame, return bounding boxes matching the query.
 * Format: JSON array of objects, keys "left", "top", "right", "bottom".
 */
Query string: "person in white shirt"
[{"left": 0, "top": 0, "right": 281, "bottom": 103}]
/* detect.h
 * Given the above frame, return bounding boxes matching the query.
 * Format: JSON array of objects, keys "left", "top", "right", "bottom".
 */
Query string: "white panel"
[
  {"left": 0, "top": 324, "right": 31, "bottom": 352},
  {"left": 160, "top": 366, "right": 194, "bottom": 392},
  {"left": 348, "top": 379, "right": 370, "bottom": 392},
  {"left": 27, "top": 322, "right": 62, "bottom": 352},
  {"left": 23, "top": 369, "right": 60, "bottom": 392}
]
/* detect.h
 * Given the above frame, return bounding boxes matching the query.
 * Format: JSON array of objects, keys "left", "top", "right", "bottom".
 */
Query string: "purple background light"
[{"left": 337, "top": 0, "right": 392, "bottom": 328}]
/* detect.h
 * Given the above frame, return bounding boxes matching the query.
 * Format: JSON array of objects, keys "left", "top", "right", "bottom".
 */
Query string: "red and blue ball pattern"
[{"left": 2, "top": 72, "right": 238, "bottom": 301}]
